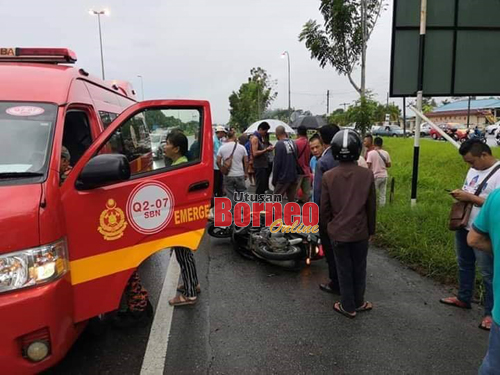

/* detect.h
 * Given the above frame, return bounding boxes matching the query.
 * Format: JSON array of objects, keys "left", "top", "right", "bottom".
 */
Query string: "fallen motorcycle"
[{"left": 231, "top": 213, "right": 323, "bottom": 269}]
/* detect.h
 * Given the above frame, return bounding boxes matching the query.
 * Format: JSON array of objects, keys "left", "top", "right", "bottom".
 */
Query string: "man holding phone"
[{"left": 440, "top": 140, "right": 500, "bottom": 331}]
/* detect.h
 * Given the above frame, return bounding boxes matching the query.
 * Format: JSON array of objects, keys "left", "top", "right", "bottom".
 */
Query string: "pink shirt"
[{"left": 367, "top": 149, "right": 391, "bottom": 178}]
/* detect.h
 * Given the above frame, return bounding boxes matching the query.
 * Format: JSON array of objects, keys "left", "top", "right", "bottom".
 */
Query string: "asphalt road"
[{"left": 46, "top": 230, "right": 490, "bottom": 375}]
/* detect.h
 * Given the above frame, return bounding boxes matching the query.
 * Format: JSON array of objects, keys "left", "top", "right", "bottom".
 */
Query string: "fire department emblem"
[{"left": 98, "top": 199, "right": 128, "bottom": 241}]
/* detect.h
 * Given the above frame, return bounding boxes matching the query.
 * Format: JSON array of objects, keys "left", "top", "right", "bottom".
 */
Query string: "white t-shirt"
[
  {"left": 463, "top": 161, "right": 500, "bottom": 228},
  {"left": 217, "top": 141, "right": 248, "bottom": 177}
]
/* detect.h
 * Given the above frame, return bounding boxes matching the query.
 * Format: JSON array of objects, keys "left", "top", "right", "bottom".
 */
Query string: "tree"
[
  {"left": 299, "top": 0, "right": 385, "bottom": 96},
  {"left": 229, "top": 67, "right": 277, "bottom": 131},
  {"left": 409, "top": 97, "right": 437, "bottom": 114},
  {"left": 327, "top": 108, "right": 349, "bottom": 126}
]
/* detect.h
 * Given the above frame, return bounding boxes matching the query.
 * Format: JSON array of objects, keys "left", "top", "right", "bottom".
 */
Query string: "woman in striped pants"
[{"left": 169, "top": 247, "right": 200, "bottom": 306}]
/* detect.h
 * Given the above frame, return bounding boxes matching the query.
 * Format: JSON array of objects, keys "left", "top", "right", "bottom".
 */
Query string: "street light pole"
[
  {"left": 281, "top": 51, "right": 291, "bottom": 123},
  {"left": 137, "top": 75, "right": 145, "bottom": 100},
  {"left": 89, "top": 9, "right": 109, "bottom": 80}
]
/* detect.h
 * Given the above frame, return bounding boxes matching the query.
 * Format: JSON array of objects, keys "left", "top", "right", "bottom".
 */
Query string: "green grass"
[{"left": 375, "top": 138, "right": 500, "bottom": 284}]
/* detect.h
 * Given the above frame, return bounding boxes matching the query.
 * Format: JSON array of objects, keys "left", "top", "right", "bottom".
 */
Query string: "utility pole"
[
  {"left": 360, "top": 0, "right": 367, "bottom": 99},
  {"left": 340, "top": 102, "right": 349, "bottom": 111},
  {"left": 327, "top": 90, "right": 330, "bottom": 114}
]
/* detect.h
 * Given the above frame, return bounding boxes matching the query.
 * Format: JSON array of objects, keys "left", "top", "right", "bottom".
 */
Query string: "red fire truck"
[{"left": 0, "top": 47, "right": 212, "bottom": 374}]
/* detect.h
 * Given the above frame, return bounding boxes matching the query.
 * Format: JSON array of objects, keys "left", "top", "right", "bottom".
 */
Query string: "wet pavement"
[{"left": 48, "top": 229, "right": 490, "bottom": 374}]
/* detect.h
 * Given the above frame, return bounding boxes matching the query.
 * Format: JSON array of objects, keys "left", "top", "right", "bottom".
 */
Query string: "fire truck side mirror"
[{"left": 76, "top": 154, "right": 131, "bottom": 190}]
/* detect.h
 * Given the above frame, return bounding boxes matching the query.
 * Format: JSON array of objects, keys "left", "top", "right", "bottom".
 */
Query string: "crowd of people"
[
  {"left": 66, "top": 120, "right": 497, "bottom": 373},
  {"left": 209, "top": 123, "right": 391, "bottom": 318},
  {"left": 211, "top": 122, "right": 391, "bottom": 207}
]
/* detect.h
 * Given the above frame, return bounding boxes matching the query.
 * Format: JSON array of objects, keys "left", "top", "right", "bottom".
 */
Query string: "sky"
[{"left": 0, "top": 0, "right": 398, "bottom": 124}]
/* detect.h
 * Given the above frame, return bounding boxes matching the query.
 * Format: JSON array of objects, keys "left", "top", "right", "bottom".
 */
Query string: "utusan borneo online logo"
[{"left": 213, "top": 193, "right": 320, "bottom": 234}]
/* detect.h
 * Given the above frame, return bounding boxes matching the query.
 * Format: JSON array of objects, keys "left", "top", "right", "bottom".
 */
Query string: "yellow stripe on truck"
[{"left": 69, "top": 228, "right": 205, "bottom": 285}]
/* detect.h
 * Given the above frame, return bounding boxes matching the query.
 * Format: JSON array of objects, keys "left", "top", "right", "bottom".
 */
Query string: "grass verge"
[{"left": 374, "top": 137, "right": 500, "bottom": 285}]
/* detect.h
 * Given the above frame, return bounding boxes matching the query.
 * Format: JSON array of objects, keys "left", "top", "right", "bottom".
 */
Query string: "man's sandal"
[
  {"left": 439, "top": 296, "right": 471, "bottom": 309},
  {"left": 169, "top": 294, "right": 197, "bottom": 306},
  {"left": 479, "top": 316, "right": 493, "bottom": 331},
  {"left": 333, "top": 302, "right": 356, "bottom": 319},
  {"left": 177, "top": 284, "right": 201, "bottom": 294},
  {"left": 356, "top": 301, "right": 373, "bottom": 312}
]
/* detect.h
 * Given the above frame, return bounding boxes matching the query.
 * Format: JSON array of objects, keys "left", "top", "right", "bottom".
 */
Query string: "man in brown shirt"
[{"left": 320, "top": 129, "right": 376, "bottom": 318}]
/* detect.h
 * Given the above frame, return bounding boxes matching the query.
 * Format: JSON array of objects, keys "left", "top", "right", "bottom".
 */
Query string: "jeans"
[
  {"left": 332, "top": 239, "right": 369, "bottom": 313},
  {"left": 274, "top": 180, "right": 299, "bottom": 203},
  {"left": 456, "top": 228, "right": 494, "bottom": 316},
  {"left": 479, "top": 320, "right": 500, "bottom": 375},
  {"left": 224, "top": 175, "right": 247, "bottom": 211},
  {"left": 375, "top": 177, "right": 387, "bottom": 206}
]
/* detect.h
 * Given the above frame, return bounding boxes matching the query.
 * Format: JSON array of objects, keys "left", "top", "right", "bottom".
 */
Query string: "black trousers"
[
  {"left": 332, "top": 239, "right": 369, "bottom": 313},
  {"left": 255, "top": 167, "right": 268, "bottom": 195},
  {"left": 212, "top": 169, "right": 223, "bottom": 207},
  {"left": 320, "top": 225, "right": 339, "bottom": 288}
]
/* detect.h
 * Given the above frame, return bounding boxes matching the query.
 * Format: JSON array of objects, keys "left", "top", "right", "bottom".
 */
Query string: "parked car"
[
  {"left": 486, "top": 122, "right": 500, "bottom": 135},
  {"left": 372, "top": 124, "right": 404, "bottom": 137},
  {"left": 420, "top": 123, "right": 432, "bottom": 136},
  {"left": 430, "top": 122, "right": 468, "bottom": 141}
]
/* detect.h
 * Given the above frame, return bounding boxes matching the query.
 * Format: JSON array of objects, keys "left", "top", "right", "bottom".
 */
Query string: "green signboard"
[{"left": 390, "top": 0, "right": 500, "bottom": 97}]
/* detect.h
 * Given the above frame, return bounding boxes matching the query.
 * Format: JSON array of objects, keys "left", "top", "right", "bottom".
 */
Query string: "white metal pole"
[{"left": 411, "top": 0, "right": 427, "bottom": 207}]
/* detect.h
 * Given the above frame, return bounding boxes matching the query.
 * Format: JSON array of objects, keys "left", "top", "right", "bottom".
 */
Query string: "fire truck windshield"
[{"left": 0, "top": 102, "right": 57, "bottom": 177}]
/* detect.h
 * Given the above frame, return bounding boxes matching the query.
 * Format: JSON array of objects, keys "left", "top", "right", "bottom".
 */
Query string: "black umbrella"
[{"left": 291, "top": 115, "right": 328, "bottom": 129}]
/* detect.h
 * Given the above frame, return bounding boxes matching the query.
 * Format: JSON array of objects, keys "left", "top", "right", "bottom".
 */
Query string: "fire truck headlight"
[{"left": 0, "top": 239, "right": 69, "bottom": 294}]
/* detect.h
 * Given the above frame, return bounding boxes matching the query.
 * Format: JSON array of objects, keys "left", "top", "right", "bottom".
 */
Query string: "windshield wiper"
[{"left": 0, "top": 172, "right": 44, "bottom": 179}]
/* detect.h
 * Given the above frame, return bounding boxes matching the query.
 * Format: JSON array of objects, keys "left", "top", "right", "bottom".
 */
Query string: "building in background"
[{"left": 426, "top": 99, "right": 500, "bottom": 128}]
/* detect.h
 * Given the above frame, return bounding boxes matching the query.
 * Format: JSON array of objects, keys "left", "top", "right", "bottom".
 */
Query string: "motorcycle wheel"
[
  {"left": 207, "top": 223, "right": 231, "bottom": 238},
  {"left": 253, "top": 244, "right": 303, "bottom": 261}
]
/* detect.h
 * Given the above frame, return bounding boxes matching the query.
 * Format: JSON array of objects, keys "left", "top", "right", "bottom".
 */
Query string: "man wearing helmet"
[{"left": 320, "top": 129, "right": 377, "bottom": 318}]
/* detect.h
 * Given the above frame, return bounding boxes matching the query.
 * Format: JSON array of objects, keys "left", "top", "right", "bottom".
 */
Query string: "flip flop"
[
  {"left": 169, "top": 294, "right": 197, "bottom": 306},
  {"left": 439, "top": 296, "right": 471, "bottom": 309},
  {"left": 356, "top": 301, "right": 373, "bottom": 312},
  {"left": 333, "top": 302, "right": 356, "bottom": 319},
  {"left": 479, "top": 316, "right": 493, "bottom": 331}
]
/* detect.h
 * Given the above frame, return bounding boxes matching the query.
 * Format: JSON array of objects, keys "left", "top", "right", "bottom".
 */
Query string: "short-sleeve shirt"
[
  {"left": 217, "top": 141, "right": 248, "bottom": 177},
  {"left": 213, "top": 137, "right": 223, "bottom": 170},
  {"left": 472, "top": 189, "right": 500, "bottom": 324},
  {"left": 367, "top": 149, "right": 391, "bottom": 178},
  {"left": 463, "top": 161, "right": 500, "bottom": 228}
]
